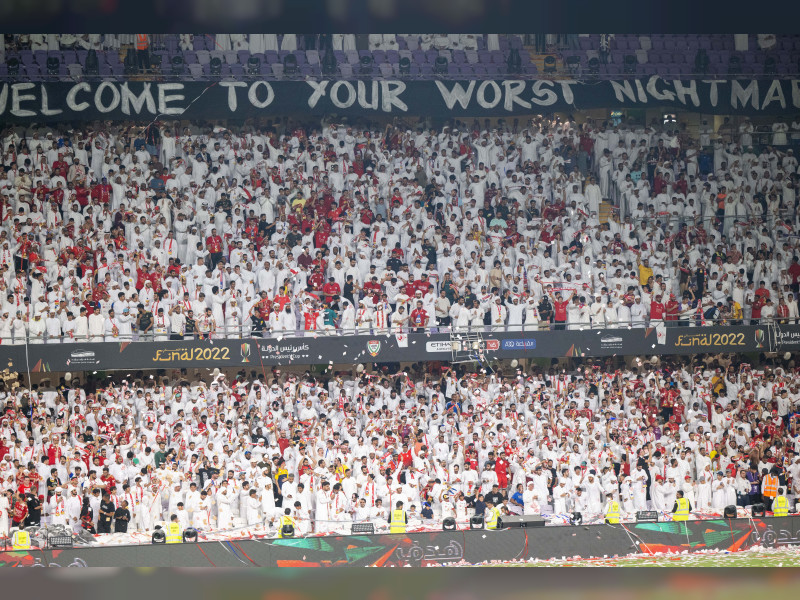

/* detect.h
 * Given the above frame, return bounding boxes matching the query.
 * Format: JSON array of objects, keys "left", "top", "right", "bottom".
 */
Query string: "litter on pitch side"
[{"left": 440, "top": 545, "right": 800, "bottom": 567}]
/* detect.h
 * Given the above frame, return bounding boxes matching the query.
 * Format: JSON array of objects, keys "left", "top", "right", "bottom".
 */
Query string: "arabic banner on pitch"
[
  {"left": 1, "top": 324, "right": 797, "bottom": 373},
  {"left": 1, "top": 78, "right": 799, "bottom": 122}
]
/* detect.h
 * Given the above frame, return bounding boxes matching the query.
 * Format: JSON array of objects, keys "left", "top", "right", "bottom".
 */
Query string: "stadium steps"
[
  {"left": 524, "top": 47, "right": 565, "bottom": 77},
  {"left": 598, "top": 200, "right": 616, "bottom": 224}
]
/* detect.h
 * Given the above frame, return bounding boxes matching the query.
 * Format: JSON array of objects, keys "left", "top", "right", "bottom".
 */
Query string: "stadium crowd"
[
  {"left": 2, "top": 110, "right": 800, "bottom": 344},
  {"left": 0, "top": 356, "right": 798, "bottom": 540}
]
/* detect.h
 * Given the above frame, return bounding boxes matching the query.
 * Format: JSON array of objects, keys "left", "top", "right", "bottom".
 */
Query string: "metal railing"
[{"left": 0, "top": 316, "right": 783, "bottom": 345}]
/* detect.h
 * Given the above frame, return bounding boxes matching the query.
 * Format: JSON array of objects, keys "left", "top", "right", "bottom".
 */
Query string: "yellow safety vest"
[
  {"left": 389, "top": 509, "right": 407, "bottom": 533},
  {"left": 773, "top": 495, "right": 789, "bottom": 517},
  {"left": 12, "top": 530, "right": 31, "bottom": 550},
  {"left": 605, "top": 500, "right": 620, "bottom": 524},
  {"left": 673, "top": 497, "right": 690, "bottom": 521},
  {"left": 485, "top": 506, "right": 500, "bottom": 530},
  {"left": 166, "top": 522, "right": 182, "bottom": 544},
  {"left": 279, "top": 515, "right": 296, "bottom": 538}
]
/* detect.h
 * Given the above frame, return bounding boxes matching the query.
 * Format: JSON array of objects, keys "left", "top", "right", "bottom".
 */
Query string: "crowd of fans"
[
  {"left": 2, "top": 110, "right": 800, "bottom": 344},
  {"left": 0, "top": 354, "right": 798, "bottom": 540}
]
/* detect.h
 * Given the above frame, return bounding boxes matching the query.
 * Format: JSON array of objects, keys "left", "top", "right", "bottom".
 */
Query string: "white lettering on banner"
[
  {"left": 673, "top": 80, "right": 700, "bottom": 107},
  {"left": 530, "top": 80, "right": 557, "bottom": 106},
  {"left": 440, "top": 80, "right": 572, "bottom": 112},
  {"left": 559, "top": 81, "right": 575, "bottom": 104},
  {"left": 247, "top": 81, "right": 274, "bottom": 108},
  {"left": 610, "top": 80, "right": 637, "bottom": 103},
  {"left": 330, "top": 81, "right": 356, "bottom": 108},
  {"left": 381, "top": 80, "right": 407, "bottom": 112},
  {"left": 435, "top": 81, "right": 477, "bottom": 109},
  {"left": 40, "top": 84, "right": 63, "bottom": 116},
  {"left": 609, "top": 79, "right": 647, "bottom": 103},
  {"left": 646, "top": 76, "right": 675, "bottom": 102},
  {"left": 95, "top": 81, "right": 121, "bottom": 113},
  {"left": 476, "top": 80, "right": 502, "bottom": 108},
  {"left": 120, "top": 83, "right": 156, "bottom": 115},
  {"left": 761, "top": 79, "right": 786, "bottom": 109},
  {"left": 775, "top": 329, "right": 800, "bottom": 346},
  {"left": 307, "top": 80, "right": 407, "bottom": 112},
  {"left": 158, "top": 83, "right": 185, "bottom": 115},
  {"left": 66, "top": 82, "right": 91, "bottom": 112},
  {"left": 11, "top": 83, "right": 37, "bottom": 117},
  {"left": 425, "top": 341, "right": 453, "bottom": 353},
  {"left": 731, "top": 80, "right": 759, "bottom": 110},
  {"left": 703, "top": 80, "right": 726, "bottom": 107},
  {"left": 7, "top": 78, "right": 800, "bottom": 121},
  {"left": 358, "top": 81, "right": 379, "bottom": 110},
  {"left": 220, "top": 81, "right": 247, "bottom": 111},
  {"left": 634, "top": 78, "right": 648, "bottom": 102},
  {"left": 306, "top": 81, "right": 329, "bottom": 108},
  {"left": 503, "top": 80, "right": 531, "bottom": 110}
]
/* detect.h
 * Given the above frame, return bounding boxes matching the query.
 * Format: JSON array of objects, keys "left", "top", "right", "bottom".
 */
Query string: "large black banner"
[
  {"left": 1, "top": 78, "right": 799, "bottom": 122},
  {"left": 0, "top": 323, "right": 797, "bottom": 374},
  {"left": 1, "top": 516, "right": 795, "bottom": 567}
]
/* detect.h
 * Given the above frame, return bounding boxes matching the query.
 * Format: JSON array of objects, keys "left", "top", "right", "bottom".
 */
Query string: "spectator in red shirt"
[
  {"left": 550, "top": 289, "right": 574, "bottom": 330},
  {"left": 650, "top": 294, "right": 665, "bottom": 322},
  {"left": 410, "top": 301, "right": 429, "bottom": 332},
  {"left": 322, "top": 278, "right": 340, "bottom": 304},
  {"left": 751, "top": 294, "right": 765, "bottom": 325},
  {"left": 789, "top": 256, "right": 800, "bottom": 294},
  {"left": 494, "top": 452, "right": 510, "bottom": 489},
  {"left": 665, "top": 293, "right": 680, "bottom": 324},
  {"left": 206, "top": 228, "right": 223, "bottom": 269}
]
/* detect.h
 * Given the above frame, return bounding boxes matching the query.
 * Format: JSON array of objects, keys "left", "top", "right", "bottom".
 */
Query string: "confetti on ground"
[{"left": 457, "top": 546, "right": 800, "bottom": 567}]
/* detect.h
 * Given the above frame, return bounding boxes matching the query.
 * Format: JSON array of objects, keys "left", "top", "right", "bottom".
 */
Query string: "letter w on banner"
[{"left": 395, "top": 332, "right": 408, "bottom": 348}]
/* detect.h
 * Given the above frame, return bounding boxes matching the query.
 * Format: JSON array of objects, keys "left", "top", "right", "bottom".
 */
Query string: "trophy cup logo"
[{"left": 754, "top": 329, "right": 765, "bottom": 349}]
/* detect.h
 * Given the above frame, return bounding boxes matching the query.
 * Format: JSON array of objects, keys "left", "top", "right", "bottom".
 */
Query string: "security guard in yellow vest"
[
  {"left": 389, "top": 501, "right": 408, "bottom": 533},
  {"left": 166, "top": 514, "right": 182, "bottom": 544},
  {"left": 604, "top": 492, "right": 620, "bottom": 524},
  {"left": 279, "top": 508, "right": 297, "bottom": 538},
  {"left": 485, "top": 499, "right": 501, "bottom": 530},
  {"left": 672, "top": 490, "right": 691, "bottom": 521},
  {"left": 12, "top": 529, "right": 31, "bottom": 550},
  {"left": 772, "top": 488, "right": 790, "bottom": 517}
]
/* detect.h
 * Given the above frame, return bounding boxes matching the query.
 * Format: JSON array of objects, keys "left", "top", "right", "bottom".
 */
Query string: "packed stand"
[
  {"left": 2, "top": 113, "right": 800, "bottom": 344},
  {"left": 0, "top": 356, "right": 798, "bottom": 542}
]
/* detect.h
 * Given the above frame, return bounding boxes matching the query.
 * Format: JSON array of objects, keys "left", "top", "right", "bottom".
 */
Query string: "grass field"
[{"left": 472, "top": 546, "right": 800, "bottom": 567}]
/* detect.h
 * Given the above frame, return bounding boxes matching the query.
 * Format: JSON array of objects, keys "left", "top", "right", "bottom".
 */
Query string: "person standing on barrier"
[
  {"left": 603, "top": 492, "right": 620, "bottom": 524},
  {"left": 772, "top": 488, "right": 789, "bottom": 517},
  {"left": 671, "top": 490, "right": 691, "bottom": 521},
  {"left": 389, "top": 500, "right": 408, "bottom": 533},
  {"left": 484, "top": 499, "right": 500, "bottom": 530},
  {"left": 166, "top": 514, "right": 182, "bottom": 543}
]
